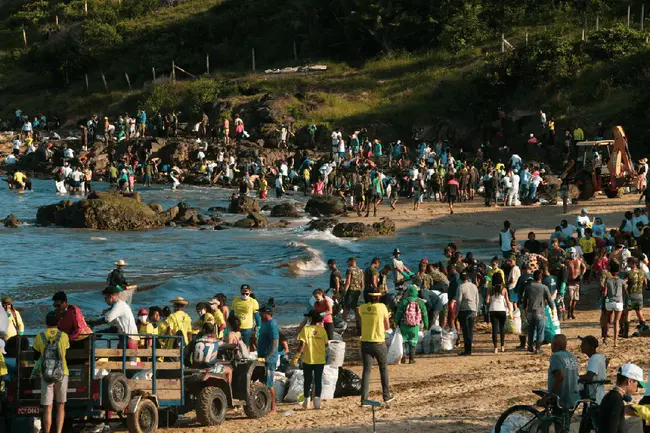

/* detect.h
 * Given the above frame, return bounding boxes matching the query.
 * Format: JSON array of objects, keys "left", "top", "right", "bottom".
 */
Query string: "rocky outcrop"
[
  {"left": 36, "top": 192, "right": 165, "bottom": 230},
  {"left": 332, "top": 218, "right": 396, "bottom": 238},
  {"left": 174, "top": 202, "right": 199, "bottom": 225},
  {"left": 305, "top": 196, "right": 346, "bottom": 217},
  {"left": 305, "top": 218, "right": 339, "bottom": 231},
  {"left": 149, "top": 203, "right": 163, "bottom": 213},
  {"left": 228, "top": 195, "right": 260, "bottom": 214},
  {"left": 271, "top": 203, "right": 300, "bottom": 218},
  {"left": 2, "top": 214, "right": 21, "bottom": 228},
  {"left": 233, "top": 212, "right": 269, "bottom": 228}
]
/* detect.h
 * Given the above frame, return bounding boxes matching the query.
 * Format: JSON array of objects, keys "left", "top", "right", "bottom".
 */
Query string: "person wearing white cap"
[
  {"left": 598, "top": 363, "right": 646, "bottom": 433},
  {"left": 576, "top": 208, "right": 590, "bottom": 238}
]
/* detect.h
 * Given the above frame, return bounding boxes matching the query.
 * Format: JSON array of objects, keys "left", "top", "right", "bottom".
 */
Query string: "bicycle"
[{"left": 494, "top": 380, "right": 608, "bottom": 433}]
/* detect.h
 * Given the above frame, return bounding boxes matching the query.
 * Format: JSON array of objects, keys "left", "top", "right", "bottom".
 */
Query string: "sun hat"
[
  {"left": 115, "top": 259, "right": 127, "bottom": 266},
  {"left": 619, "top": 363, "right": 647, "bottom": 389},
  {"left": 170, "top": 296, "right": 189, "bottom": 306}
]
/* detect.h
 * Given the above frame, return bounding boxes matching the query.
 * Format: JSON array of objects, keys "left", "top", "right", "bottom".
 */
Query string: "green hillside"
[{"left": 2, "top": 0, "right": 650, "bottom": 152}]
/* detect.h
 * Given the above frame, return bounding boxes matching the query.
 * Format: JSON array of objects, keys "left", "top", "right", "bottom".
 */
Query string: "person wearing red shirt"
[
  {"left": 53, "top": 291, "right": 93, "bottom": 350},
  {"left": 446, "top": 174, "right": 460, "bottom": 214}
]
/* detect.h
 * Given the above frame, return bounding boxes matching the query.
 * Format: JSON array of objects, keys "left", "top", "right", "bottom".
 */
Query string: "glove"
[
  {"left": 256, "top": 357, "right": 265, "bottom": 363},
  {"left": 290, "top": 354, "right": 301, "bottom": 366},
  {"left": 509, "top": 311, "right": 514, "bottom": 321}
]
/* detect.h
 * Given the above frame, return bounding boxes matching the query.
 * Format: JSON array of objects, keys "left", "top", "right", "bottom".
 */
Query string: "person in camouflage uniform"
[
  {"left": 413, "top": 261, "right": 433, "bottom": 290},
  {"left": 343, "top": 257, "right": 365, "bottom": 335},
  {"left": 624, "top": 257, "right": 647, "bottom": 337}
]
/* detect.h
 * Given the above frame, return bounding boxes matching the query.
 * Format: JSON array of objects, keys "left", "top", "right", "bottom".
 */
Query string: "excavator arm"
[{"left": 609, "top": 126, "right": 635, "bottom": 178}]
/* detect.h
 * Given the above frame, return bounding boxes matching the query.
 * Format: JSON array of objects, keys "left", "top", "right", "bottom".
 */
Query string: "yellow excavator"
[{"left": 559, "top": 125, "right": 636, "bottom": 200}]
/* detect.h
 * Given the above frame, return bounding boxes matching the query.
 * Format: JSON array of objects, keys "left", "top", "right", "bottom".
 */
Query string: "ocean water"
[{"left": 0, "top": 179, "right": 495, "bottom": 329}]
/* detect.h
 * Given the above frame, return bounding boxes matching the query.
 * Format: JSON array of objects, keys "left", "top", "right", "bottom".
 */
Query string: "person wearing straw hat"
[
  {"left": 107, "top": 259, "right": 129, "bottom": 290},
  {"left": 164, "top": 297, "right": 192, "bottom": 349},
  {"left": 598, "top": 363, "right": 647, "bottom": 433}
]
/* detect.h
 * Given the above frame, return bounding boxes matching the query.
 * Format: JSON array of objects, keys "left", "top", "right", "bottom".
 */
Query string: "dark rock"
[
  {"left": 2, "top": 214, "right": 21, "bottom": 228},
  {"left": 183, "top": 174, "right": 211, "bottom": 185},
  {"left": 208, "top": 206, "right": 228, "bottom": 212},
  {"left": 305, "top": 196, "right": 346, "bottom": 217},
  {"left": 198, "top": 215, "right": 212, "bottom": 225},
  {"left": 261, "top": 205, "right": 272, "bottom": 212},
  {"left": 162, "top": 206, "right": 179, "bottom": 221},
  {"left": 228, "top": 195, "right": 260, "bottom": 214},
  {"left": 332, "top": 222, "right": 376, "bottom": 238},
  {"left": 173, "top": 202, "right": 199, "bottom": 225},
  {"left": 270, "top": 219, "right": 291, "bottom": 228},
  {"left": 35, "top": 193, "right": 165, "bottom": 230},
  {"left": 271, "top": 203, "right": 300, "bottom": 218},
  {"left": 233, "top": 212, "right": 269, "bottom": 228},
  {"left": 149, "top": 203, "right": 163, "bottom": 213},
  {"left": 167, "top": 222, "right": 177, "bottom": 227},
  {"left": 372, "top": 218, "right": 396, "bottom": 235},
  {"left": 214, "top": 225, "right": 229, "bottom": 230},
  {"left": 305, "top": 218, "right": 339, "bottom": 232}
]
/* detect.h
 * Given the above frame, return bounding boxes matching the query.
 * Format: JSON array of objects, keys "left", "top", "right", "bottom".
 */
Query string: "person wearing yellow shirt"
[
  {"left": 193, "top": 302, "right": 215, "bottom": 336},
  {"left": 33, "top": 312, "right": 70, "bottom": 433},
  {"left": 164, "top": 297, "right": 193, "bottom": 349},
  {"left": 486, "top": 259, "right": 506, "bottom": 290},
  {"left": 294, "top": 310, "right": 329, "bottom": 410},
  {"left": 579, "top": 228, "right": 597, "bottom": 284},
  {"left": 207, "top": 298, "right": 226, "bottom": 338},
  {"left": 573, "top": 126, "right": 585, "bottom": 142},
  {"left": 13, "top": 171, "right": 26, "bottom": 189},
  {"left": 359, "top": 292, "right": 394, "bottom": 406},
  {"left": 231, "top": 284, "right": 259, "bottom": 348},
  {"left": 137, "top": 308, "right": 155, "bottom": 348},
  {"left": 2, "top": 297, "right": 24, "bottom": 340}
]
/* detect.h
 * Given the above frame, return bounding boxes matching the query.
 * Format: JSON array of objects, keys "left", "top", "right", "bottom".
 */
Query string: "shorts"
[
  {"left": 343, "top": 290, "right": 362, "bottom": 308},
  {"left": 448, "top": 195, "right": 457, "bottom": 204},
  {"left": 265, "top": 362, "right": 277, "bottom": 387},
  {"left": 605, "top": 301, "right": 624, "bottom": 312},
  {"left": 629, "top": 293, "right": 644, "bottom": 310},
  {"left": 568, "top": 284, "right": 580, "bottom": 301},
  {"left": 447, "top": 300, "right": 457, "bottom": 318},
  {"left": 560, "top": 190, "right": 569, "bottom": 199},
  {"left": 583, "top": 252, "right": 595, "bottom": 266},
  {"left": 41, "top": 375, "right": 69, "bottom": 405}
]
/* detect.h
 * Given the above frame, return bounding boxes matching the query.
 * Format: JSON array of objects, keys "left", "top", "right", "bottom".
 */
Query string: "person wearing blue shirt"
[
  {"left": 257, "top": 305, "right": 279, "bottom": 414},
  {"left": 520, "top": 167, "right": 531, "bottom": 201}
]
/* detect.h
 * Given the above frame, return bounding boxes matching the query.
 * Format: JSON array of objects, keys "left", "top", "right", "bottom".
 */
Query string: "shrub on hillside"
[
  {"left": 582, "top": 26, "right": 646, "bottom": 61},
  {"left": 142, "top": 81, "right": 181, "bottom": 114}
]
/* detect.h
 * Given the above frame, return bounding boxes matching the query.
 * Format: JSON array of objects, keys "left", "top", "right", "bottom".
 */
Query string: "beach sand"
[{"left": 157, "top": 193, "right": 649, "bottom": 433}]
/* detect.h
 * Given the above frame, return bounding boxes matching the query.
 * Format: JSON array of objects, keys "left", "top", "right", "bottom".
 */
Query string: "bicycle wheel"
[{"left": 494, "top": 405, "right": 544, "bottom": 433}]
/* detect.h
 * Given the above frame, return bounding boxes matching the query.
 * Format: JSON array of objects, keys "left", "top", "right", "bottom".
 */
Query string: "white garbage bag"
[
  {"left": 387, "top": 328, "right": 404, "bottom": 365},
  {"left": 320, "top": 365, "right": 339, "bottom": 400},
  {"left": 422, "top": 330, "right": 433, "bottom": 354},
  {"left": 326, "top": 340, "right": 346, "bottom": 367},
  {"left": 441, "top": 328, "right": 458, "bottom": 351},
  {"left": 284, "top": 369, "right": 304, "bottom": 403},
  {"left": 273, "top": 372, "right": 287, "bottom": 402}
]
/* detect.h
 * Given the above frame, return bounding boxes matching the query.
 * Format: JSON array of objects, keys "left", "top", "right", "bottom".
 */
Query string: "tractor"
[{"left": 560, "top": 126, "right": 635, "bottom": 201}]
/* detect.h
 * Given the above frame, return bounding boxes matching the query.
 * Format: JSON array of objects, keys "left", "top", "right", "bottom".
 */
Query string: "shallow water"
[{"left": 0, "top": 179, "right": 495, "bottom": 329}]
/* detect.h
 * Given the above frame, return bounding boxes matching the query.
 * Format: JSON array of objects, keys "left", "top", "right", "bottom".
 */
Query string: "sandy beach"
[{"left": 156, "top": 192, "right": 649, "bottom": 433}]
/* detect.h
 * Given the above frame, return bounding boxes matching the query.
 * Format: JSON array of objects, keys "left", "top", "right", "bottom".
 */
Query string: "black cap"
[
  {"left": 240, "top": 284, "right": 251, "bottom": 291},
  {"left": 46, "top": 311, "right": 59, "bottom": 327},
  {"left": 580, "top": 335, "right": 599, "bottom": 349},
  {"left": 393, "top": 248, "right": 401, "bottom": 255},
  {"left": 327, "top": 259, "right": 336, "bottom": 265},
  {"left": 258, "top": 305, "right": 273, "bottom": 314},
  {"left": 304, "top": 309, "right": 323, "bottom": 323}
]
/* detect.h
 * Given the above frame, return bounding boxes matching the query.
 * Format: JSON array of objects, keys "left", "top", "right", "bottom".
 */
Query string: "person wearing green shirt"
[
  {"left": 394, "top": 285, "right": 428, "bottom": 364},
  {"left": 365, "top": 173, "right": 385, "bottom": 217}
]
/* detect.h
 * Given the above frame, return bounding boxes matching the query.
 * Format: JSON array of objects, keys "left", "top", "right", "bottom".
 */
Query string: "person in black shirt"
[
  {"left": 328, "top": 259, "right": 342, "bottom": 300},
  {"left": 524, "top": 231, "right": 542, "bottom": 254},
  {"left": 599, "top": 363, "right": 647, "bottom": 433},
  {"left": 107, "top": 259, "right": 129, "bottom": 289}
]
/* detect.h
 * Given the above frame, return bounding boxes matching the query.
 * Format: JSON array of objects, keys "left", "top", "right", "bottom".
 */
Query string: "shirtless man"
[{"left": 566, "top": 248, "right": 587, "bottom": 320}]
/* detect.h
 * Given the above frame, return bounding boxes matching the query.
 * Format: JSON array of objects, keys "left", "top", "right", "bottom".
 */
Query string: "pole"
[
  {"left": 642, "top": 4, "right": 645, "bottom": 31},
  {"left": 525, "top": 32, "right": 528, "bottom": 47},
  {"left": 596, "top": 16, "right": 599, "bottom": 31},
  {"left": 371, "top": 406, "right": 377, "bottom": 433},
  {"left": 628, "top": 5, "right": 631, "bottom": 29},
  {"left": 55, "top": 15, "right": 59, "bottom": 27},
  {"left": 125, "top": 72, "right": 132, "bottom": 91},
  {"left": 22, "top": 29, "right": 27, "bottom": 49},
  {"left": 501, "top": 33, "right": 505, "bottom": 53},
  {"left": 84, "top": 0, "right": 88, "bottom": 17},
  {"left": 101, "top": 72, "right": 109, "bottom": 93},
  {"left": 171, "top": 61, "right": 176, "bottom": 82},
  {"left": 252, "top": 48, "right": 256, "bottom": 71},
  {"left": 293, "top": 40, "right": 297, "bottom": 61},
  {"left": 206, "top": 53, "right": 210, "bottom": 75},
  {"left": 582, "top": 29, "right": 585, "bottom": 41},
  {"left": 152, "top": 67, "right": 156, "bottom": 81},
  {"left": 85, "top": 74, "right": 89, "bottom": 91}
]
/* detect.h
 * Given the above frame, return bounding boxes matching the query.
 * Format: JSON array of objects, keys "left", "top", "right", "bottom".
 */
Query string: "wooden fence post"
[
  {"left": 293, "top": 41, "right": 297, "bottom": 61},
  {"left": 55, "top": 15, "right": 59, "bottom": 27},
  {"left": 84, "top": 0, "right": 88, "bottom": 17},
  {"left": 628, "top": 5, "right": 631, "bottom": 29},
  {"left": 171, "top": 61, "right": 176, "bottom": 82},
  {"left": 596, "top": 16, "right": 600, "bottom": 31},
  {"left": 152, "top": 67, "right": 156, "bottom": 81},
  {"left": 582, "top": 29, "right": 585, "bottom": 41},
  {"left": 642, "top": 4, "right": 645, "bottom": 31},
  {"left": 206, "top": 53, "right": 210, "bottom": 75},
  {"left": 101, "top": 72, "right": 109, "bottom": 93},
  {"left": 252, "top": 48, "right": 256, "bottom": 71},
  {"left": 125, "top": 72, "right": 132, "bottom": 91},
  {"left": 525, "top": 32, "right": 528, "bottom": 47},
  {"left": 501, "top": 33, "right": 505, "bottom": 53},
  {"left": 22, "top": 29, "right": 27, "bottom": 49},
  {"left": 85, "top": 74, "right": 89, "bottom": 91}
]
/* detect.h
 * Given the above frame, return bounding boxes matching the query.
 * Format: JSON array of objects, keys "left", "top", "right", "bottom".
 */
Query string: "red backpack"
[{"left": 403, "top": 301, "right": 422, "bottom": 326}]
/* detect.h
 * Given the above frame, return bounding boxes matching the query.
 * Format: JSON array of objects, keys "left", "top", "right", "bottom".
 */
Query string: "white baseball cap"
[{"left": 619, "top": 363, "right": 647, "bottom": 389}]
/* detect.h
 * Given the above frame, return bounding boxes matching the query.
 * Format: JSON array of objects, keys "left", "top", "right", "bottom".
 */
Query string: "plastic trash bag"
[
  {"left": 505, "top": 309, "right": 522, "bottom": 334},
  {"left": 0, "top": 304, "right": 7, "bottom": 338},
  {"left": 334, "top": 368, "right": 362, "bottom": 398},
  {"left": 284, "top": 369, "right": 304, "bottom": 403},
  {"left": 544, "top": 305, "right": 561, "bottom": 344},
  {"left": 422, "top": 330, "right": 433, "bottom": 354},
  {"left": 321, "top": 365, "right": 339, "bottom": 400},
  {"left": 415, "top": 331, "right": 425, "bottom": 354},
  {"left": 387, "top": 328, "right": 404, "bottom": 364},
  {"left": 430, "top": 325, "right": 443, "bottom": 353},
  {"left": 326, "top": 340, "right": 346, "bottom": 367},
  {"left": 441, "top": 328, "right": 458, "bottom": 351},
  {"left": 273, "top": 372, "right": 287, "bottom": 402}
]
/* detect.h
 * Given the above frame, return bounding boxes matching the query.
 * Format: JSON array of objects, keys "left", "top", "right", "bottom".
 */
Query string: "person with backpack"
[
  {"left": 394, "top": 285, "right": 428, "bottom": 364},
  {"left": 33, "top": 311, "right": 70, "bottom": 433}
]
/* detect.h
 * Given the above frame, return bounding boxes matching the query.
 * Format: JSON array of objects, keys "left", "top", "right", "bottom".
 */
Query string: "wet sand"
[{"left": 156, "top": 192, "right": 649, "bottom": 433}]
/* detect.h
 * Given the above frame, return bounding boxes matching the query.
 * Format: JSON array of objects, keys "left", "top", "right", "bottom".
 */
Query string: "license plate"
[{"left": 16, "top": 406, "right": 40, "bottom": 415}]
